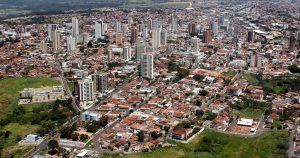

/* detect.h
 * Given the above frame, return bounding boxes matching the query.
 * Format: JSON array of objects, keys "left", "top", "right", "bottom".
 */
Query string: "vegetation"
[
  {"left": 223, "top": 71, "right": 236, "bottom": 79},
  {"left": 0, "top": 77, "right": 74, "bottom": 158},
  {"left": 288, "top": 64, "right": 300, "bottom": 73},
  {"left": 168, "top": 62, "right": 190, "bottom": 83},
  {"left": 102, "top": 130, "right": 289, "bottom": 158},
  {"left": 242, "top": 74, "right": 260, "bottom": 85},
  {"left": 231, "top": 98, "right": 271, "bottom": 119},
  {"left": 262, "top": 78, "right": 300, "bottom": 94}
]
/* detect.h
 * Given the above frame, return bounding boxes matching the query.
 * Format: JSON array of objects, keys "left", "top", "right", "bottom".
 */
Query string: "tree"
[
  {"left": 87, "top": 41, "right": 93, "bottom": 48},
  {"left": 164, "top": 126, "right": 170, "bottom": 133},
  {"left": 288, "top": 64, "right": 300, "bottom": 73},
  {"left": 199, "top": 90, "right": 209, "bottom": 96},
  {"left": 195, "top": 109, "right": 204, "bottom": 117},
  {"left": 48, "top": 139, "right": 59, "bottom": 151},
  {"left": 196, "top": 100, "right": 202, "bottom": 107},
  {"left": 205, "top": 111, "right": 217, "bottom": 120},
  {"left": 193, "top": 75, "right": 205, "bottom": 82},
  {"left": 137, "top": 131, "right": 144, "bottom": 142},
  {"left": 80, "top": 134, "right": 89, "bottom": 141},
  {"left": 71, "top": 133, "right": 79, "bottom": 141},
  {"left": 150, "top": 131, "right": 160, "bottom": 140}
]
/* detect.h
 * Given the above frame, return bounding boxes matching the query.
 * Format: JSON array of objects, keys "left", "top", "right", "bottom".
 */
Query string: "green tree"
[{"left": 137, "top": 131, "right": 144, "bottom": 142}]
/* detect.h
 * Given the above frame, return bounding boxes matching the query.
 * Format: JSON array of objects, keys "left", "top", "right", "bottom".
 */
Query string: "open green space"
[
  {"left": 242, "top": 73, "right": 260, "bottom": 85},
  {"left": 262, "top": 78, "right": 300, "bottom": 94},
  {"left": 223, "top": 71, "right": 236, "bottom": 78},
  {"left": 0, "top": 77, "right": 60, "bottom": 118},
  {"left": 67, "top": 82, "right": 75, "bottom": 92},
  {"left": 0, "top": 77, "right": 75, "bottom": 158},
  {"left": 231, "top": 99, "right": 271, "bottom": 119},
  {"left": 103, "top": 130, "right": 289, "bottom": 158}
]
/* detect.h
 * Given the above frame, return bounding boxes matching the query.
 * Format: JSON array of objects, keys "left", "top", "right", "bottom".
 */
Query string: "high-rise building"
[
  {"left": 141, "top": 53, "right": 154, "bottom": 79},
  {"left": 82, "top": 33, "right": 90, "bottom": 45},
  {"left": 95, "top": 20, "right": 104, "bottom": 40},
  {"left": 135, "top": 38, "right": 145, "bottom": 62},
  {"left": 72, "top": 17, "right": 79, "bottom": 38},
  {"left": 250, "top": 53, "right": 262, "bottom": 68},
  {"left": 116, "top": 21, "right": 122, "bottom": 33},
  {"left": 219, "top": 15, "right": 225, "bottom": 26},
  {"left": 204, "top": 30, "right": 212, "bottom": 44},
  {"left": 40, "top": 40, "right": 47, "bottom": 53},
  {"left": 188, "top": 22, "right": 196, "bottom": 34},
  {"left": 92, "top": 73, "right": 108, "bottom": 93},
  {"left": 191, "top": 36, "right": 200, "bottom": 50},
  {"left": 171, "top": 16, "right": 178, "bottom": 32},
  {"left": 67, "top": 36, "right": 76, "bottom": 52},
  {"left": 161, "top": 29, "right": 168, "bottom": 46},
  {"left": 123, "top": 45, "right": 132, "bottom": 61},
  {"left": 116, "top": 32, "right": 123, "bottom": 45},
  {"left": 290, "top": 35, "right": 296, "bottom": 52},
  {"left": 130, "top": 26, "right": 138, "bottom": 45},
  {"left": 152, "top": 28, "right": 161, "bottom": 50},
  {"left": 210, "top": 21, "right": 218, "bottom": 36},
  {"left": 247, "top": 30, "right": 255, "bottom": 43},
  {"left": 53, "top": 30, "right": 61, "bottom": 51},
  {"left": 79, "top": 77, "right": 94, "bottom": 102},
  {"left": 47, "top": 24, "right": 58, "bottom": 41}
]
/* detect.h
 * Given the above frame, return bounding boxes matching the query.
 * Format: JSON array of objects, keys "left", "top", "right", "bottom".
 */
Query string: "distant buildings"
[
  {"left": 115, "top": 32, "right": 123, "bottom": 45},
  {"left": 72, "top": 17, "right": 80, "bottom": 39},
  {"left": 19, "top": 86, "right": 65, "bottom": 104},
  {"left": 290, "top": 35, "right": 296, "bottom": 52},
  {"left": 152, "top": 28, "right": 161, "bottom": 50},
  {"left": 47, "top": 24, "right": 58, "bottom": 41},
  {"left": 130, "top": 26, "right": 138, "bottom": 45},
  {"left": 204, "top": 29, "right": 212, "bottom": 44},
  {"left": 53, "top": 30, "right": 61, "bottom": 51},
  {"left": 67, "top": 36, "right": 76, "bottom": 52},
  {"left": 188, "top": 22, "right": 196, "bottom": 34}
]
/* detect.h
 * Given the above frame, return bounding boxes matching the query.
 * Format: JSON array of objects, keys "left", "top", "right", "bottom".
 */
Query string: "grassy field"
[
  {"left": 0, "top": 77, "right": 61, "bottom": 158},
  {"left": 0, "top": 77, "right": 60, "bottom": 118},
  {"left": 67, "top": 82, "right": 75, "bottom": 92},
  {"left": 232, "top": 108, "right": 263, "bottom": 119},
  {"left": 223, "top": 71, "right": 237, "bottom": 79},
  {"left": 242, "top": 74, "right": 260, "bottom": 85},
  {"left": 103, "top": 130, "right": 289, "bottom": 158}
]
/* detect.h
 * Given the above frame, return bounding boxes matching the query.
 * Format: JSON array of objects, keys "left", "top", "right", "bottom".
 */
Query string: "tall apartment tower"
[
  {"left": 53, "top": 30, "right": 61, "bottom": 52},
  {"left": 72, "top": 17, "right": 79, "bottom": 38},
  {"left": 247, "top": 30, "right": 255, "bottom": 43},
  {"left": 210, "top": 21, "right": 218, "bottom": 36},
  {"left": 204, "top": 29, "right": 212, "bottom": 44},
  {"left": 92, "top": 73, "right": 108, "bottom": 93},
  {"left": 47, "top": 24, "right": 58, "bottom": 41},
  {"left": 188, "top": 22, "right": 196, "bottom": 34},
  {"left": 116, "top": 32, "right": 123, "bottom": 45},
  {"left": 67, "top": 36, "right": 76, "bottom": 52},
  {"left": 152, "top": 28, "right": 161, "bottom": 50},
  {"left": 123, "top": 45, "right": 132, "bottom": 61},
  {"left": 141, "top": 53, "right": 154, "bottom": 79},
  {"left": 95, "top": 20, "right": 104, "bottom": 40},
  {"left": 135, "top": 38, "right": 145, "bottom": 62},
  {"left": 161, "top": 29, "right": 168, "bottom": 46},
  {"left": 79, "top": 77, "right": 94, "bottom": 102},
  {"left": 130, "top": 26, "right": 138, "bottom": 45},
  {"left": 289, "top": 35, "right": 296, "bottom": 52}
]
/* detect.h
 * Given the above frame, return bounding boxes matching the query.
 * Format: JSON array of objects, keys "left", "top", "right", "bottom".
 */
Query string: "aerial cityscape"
[{"left": 0, "top": 0, "right": 299, "bottom": 157}]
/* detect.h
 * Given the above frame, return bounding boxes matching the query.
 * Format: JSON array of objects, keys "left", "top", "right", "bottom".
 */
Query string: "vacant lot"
[{"left": 103, "top": 130, "right": 289, "bottom": 158}]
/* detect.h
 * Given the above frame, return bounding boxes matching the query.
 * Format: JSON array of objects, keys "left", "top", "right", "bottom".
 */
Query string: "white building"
[
  {"left": 67, "top": 36, "right": 76, "bottom": 52},
  {"left": 53, "top": 30, "right": 61, "bottom": 52},
  {"left": 141, "top": 53, "right": 154, "bottom": 79},
  {"left": 123, "top": 46, "right": 132, "bottom": 61},
  {"left": 152, "top": 28, "right": 161, "bottom": 50},
  {"left": 95, "top": 20, "right": 104, "bottom": 40},
  {"left": 161, "top": 29, "right": 168, "bottom": 46},
  {"left": 72, "top": 17, "right": 79, "bottom": 38},
  {"left": 79, "top": 77, "right": 94, "bottom": 102},
  {"left": 47, "top": 24, "right": 58, "bottom": 41}
]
